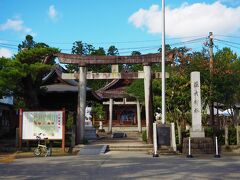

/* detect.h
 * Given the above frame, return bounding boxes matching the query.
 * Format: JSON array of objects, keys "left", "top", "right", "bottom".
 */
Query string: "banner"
[{"left": 22, "top": 111, "right": 63, "bottom": 140}]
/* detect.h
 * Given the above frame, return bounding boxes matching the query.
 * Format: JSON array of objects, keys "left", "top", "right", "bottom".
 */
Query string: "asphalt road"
[{"left": 1, "top": 152, "right": 240, "bottom": 180}]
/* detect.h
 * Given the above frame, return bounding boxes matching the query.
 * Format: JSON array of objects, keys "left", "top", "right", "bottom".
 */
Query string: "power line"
[
  {"left": 215, "top": 38, "right": 240, "bottom": 46},
  {"left": 170, "top": 37, "right": 206, "bottom": 46},
  {"left": 0, "top": 44, "right": 18, "bottom": 50},
  {"left": 215, "top": 34, "right": 240, "bottom": 39},
  {"left": 215, "top": 39, "right": 240, "bottom": 50},
  {"left": 0, "top": 37, "right": 207, "bottom": 54},
  {"left": 0, "top": 35, "right": 206, "bottom": 46},
  {"left": 60, "top": 37, "right": 207, "bottom": 54}
]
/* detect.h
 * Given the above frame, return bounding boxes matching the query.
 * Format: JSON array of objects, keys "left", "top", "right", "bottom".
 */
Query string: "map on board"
[{"left": 22, "top": 111, "right": 63, "bottom": 140}]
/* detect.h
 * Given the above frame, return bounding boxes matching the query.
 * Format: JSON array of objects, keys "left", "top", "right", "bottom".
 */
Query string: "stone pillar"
[
  {"left": 190, "top": 72, "right": 205, "bottom": 137},
  {"left": 137, "top": 100, "right": 142, "bottom": 133},
  {"left": 144, "top": 65, "right": 153, "bottom": 144},
  {"left": 108, "top": 98, "right": 113, "bottom": 133},
  {"left": 171, "top": 122, "right": 177, "bottom": 151},
  {"left": 78, "top": 66, "right": 87, "bottom": 144},
  {"left": 111, "top": 65, "right": 119, "bottom": 73}
]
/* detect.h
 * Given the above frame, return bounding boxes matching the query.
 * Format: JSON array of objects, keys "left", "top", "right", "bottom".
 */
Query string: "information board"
[
  {"left": 22, "top": 111, "right": 63, "bottom": 140},
  {"left": 157, "top": 126, "right": 170, "bottom": 146}
]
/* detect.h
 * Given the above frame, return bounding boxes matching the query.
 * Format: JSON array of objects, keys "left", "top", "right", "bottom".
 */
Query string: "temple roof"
[
  {"left": 96, "top": 79, "right": 135, "bottom": 99},
  {"left": 41, "top": 64, "right": 101, "bottom": 100}
]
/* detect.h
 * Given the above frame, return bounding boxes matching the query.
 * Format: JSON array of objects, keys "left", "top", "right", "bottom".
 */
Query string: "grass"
[
  {"left": 0, "top": 151, "right": 18, "bottom": 163},
  {"left": 0, "top": 149, "right": 76, "bottom": 164}
]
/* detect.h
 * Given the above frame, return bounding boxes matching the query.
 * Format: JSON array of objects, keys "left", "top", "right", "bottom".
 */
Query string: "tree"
[
  {"left": 124, "top": 51, "right": 143, "bottom": 72},
  {"left": 127, "top": 79, "right": 144, "bottom": 103},
  {"left": 107, "top": 45, "right": 119, "bottom": 56},
  {"left": 66, "top": 41, "right": 94, "bottom": 72},
  {"left": 213, "top": 48, "right": 240, "bottom": 124},
  {"left": 18, "top": 35, "right": 36, "bottom": 51},
  {"left": 0, "top": 35, "right": 59, "bottom": 109}
]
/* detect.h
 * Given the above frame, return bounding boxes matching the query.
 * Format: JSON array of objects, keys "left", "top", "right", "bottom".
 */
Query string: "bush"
[
  {"left": 92, "top": 103, "right": 105, "bottom": 120},
  {"left": 142, "top": 130, "right": 147, "bottom": 143},
  {"left": 177, "top": 144, "right": 182, "bottom": 153},
  {"left": 66, "top": 112, "right": 74, "bottom": 130},
  {"left": 229, "top": 126, "right": 237, "bottom": 145},
  {"left": 205, "top": 127, "right": 224, "bottom": 145}
]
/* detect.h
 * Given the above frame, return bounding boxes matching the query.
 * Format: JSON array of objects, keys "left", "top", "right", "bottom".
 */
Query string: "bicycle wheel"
[
  {"left": 43, "top": 147, "right": 48, "bottom": 157},
  {"left": 34, "top": 147, "right": 41, "bottom": 156},
  {"left": 47, "top": 147, "right": 52, "bottom": 157}
]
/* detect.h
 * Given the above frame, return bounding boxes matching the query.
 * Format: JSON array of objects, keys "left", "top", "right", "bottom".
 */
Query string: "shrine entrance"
[{"left": 56, "top": 52, "right": 173, "bottom": 144}]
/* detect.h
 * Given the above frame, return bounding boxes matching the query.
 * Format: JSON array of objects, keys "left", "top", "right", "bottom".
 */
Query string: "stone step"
[
  {"left": 108, "top": 147, "right": 153, "bottom": 151},
  {"left": 108, "top": 143, "right": 153, "bottom": 152},
  {"left": 92, "top": 139, "right": 143, "bottom": 144},
  {"left": 109, "top": 145, "right": 153, "bottom": 148},
  {"left": 147, "top": 149, "right": 178, "bottom": 155}
]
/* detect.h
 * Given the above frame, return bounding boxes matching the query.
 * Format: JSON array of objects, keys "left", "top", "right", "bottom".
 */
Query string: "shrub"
[
  {"left": 142, "top": 130, "right": 147, "bottom": 143},
  {"left": 66, "top": 112, "right": 74, "bottom": 130}
]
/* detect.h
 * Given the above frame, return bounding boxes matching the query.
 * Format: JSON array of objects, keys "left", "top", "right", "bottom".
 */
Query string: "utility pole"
[
  {"left": 209, "top": 32, "right": 215, "bottom": 127},
  {"left": 161, "top": 0, "right": 166, "bottom": 125}
]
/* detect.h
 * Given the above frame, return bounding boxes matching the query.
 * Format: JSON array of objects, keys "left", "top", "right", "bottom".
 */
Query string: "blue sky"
[{"left": 1, "top": 0, "right": 240, "bottom": 57}]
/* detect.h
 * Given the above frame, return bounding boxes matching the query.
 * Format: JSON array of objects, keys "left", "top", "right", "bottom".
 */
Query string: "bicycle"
[{"left": 34, "top": 133, "right": 52, "bottom": 157}]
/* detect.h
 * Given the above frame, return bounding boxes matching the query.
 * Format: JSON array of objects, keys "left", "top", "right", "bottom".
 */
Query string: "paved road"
[{"left": 1, "top": 152, "right": 240, "bottom": 180}]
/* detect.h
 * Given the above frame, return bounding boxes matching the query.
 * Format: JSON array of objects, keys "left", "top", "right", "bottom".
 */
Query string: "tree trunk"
[
  {"left": 176, "top": 120, "right": 182, "bottom": 144},
  {"left": 22, "top": 75, "right": 40, "bottom": 109},
  {"left": 224, "top": 124, "right": 229, "bottom": 146}
]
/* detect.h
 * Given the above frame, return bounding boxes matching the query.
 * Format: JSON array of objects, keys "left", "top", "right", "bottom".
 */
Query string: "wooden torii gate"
[{"left": 56, "top": 53, "right": 173, "bottom": 144}]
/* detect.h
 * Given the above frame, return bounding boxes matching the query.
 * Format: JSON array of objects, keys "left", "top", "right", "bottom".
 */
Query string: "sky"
[{"left": 1, "top": 0, "right": 240, "bottom": 58}]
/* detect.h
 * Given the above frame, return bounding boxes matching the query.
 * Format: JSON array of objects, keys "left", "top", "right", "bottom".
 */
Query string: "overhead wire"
[
  {"left": 0, "top": 36, "right": 208, "bottom": 54},
  {"left": 0, "top": 35, "right": 206, "bottom": 47},
  {"left": 119, "top": 37, "right": 207, "bottom": 54},
  {"left": 214, "top": 39, "right": 240, "bottom": 50},
  {"left": 215, "top": 38, "right": 240, "bottom": 46},
  {"left": 0, "top": 44, "right": 18, "bottom": 50},
  {"left": 215, "top": 34, "right": 240, "bottom": 39}
]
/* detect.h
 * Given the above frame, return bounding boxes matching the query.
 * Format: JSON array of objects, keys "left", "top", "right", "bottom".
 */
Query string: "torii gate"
[{"left": 56, "top": 52, "right": 173, "bottom": 144}]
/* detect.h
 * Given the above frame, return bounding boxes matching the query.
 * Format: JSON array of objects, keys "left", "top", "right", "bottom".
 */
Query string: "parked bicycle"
[{"left": 34, "top": 133, "right": 52, "bottom": 157}]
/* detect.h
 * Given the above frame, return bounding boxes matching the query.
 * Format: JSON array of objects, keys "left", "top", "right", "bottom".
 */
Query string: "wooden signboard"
[{"left": 19, "top": 109, "right": 65, "bottom": 150}]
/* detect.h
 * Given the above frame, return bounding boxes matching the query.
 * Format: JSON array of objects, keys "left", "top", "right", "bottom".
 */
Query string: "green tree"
[
  {"left": 213, "top": 48, "right": 240, "bottom": 123},
  {"left": 107, "top": 45, "right": 119, "bottom": 56},
  {"left": 66, "top": 41, "right": 94, "bottom": 72},
  {"left": 18, "top": 35, "right": 36, "bottom": 51},
  {"left": 0, "top": 35, "right": 59, "bottom": 109},
  {"left": 127, "top": 79, "right": 144, "bottom": 103}
]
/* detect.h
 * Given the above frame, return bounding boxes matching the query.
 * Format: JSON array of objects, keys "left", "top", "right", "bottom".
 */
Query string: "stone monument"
[
  {"left": 183, "top": 72, "right": 214, "bottom": 154},
  {"left": 190, "top": 71, "right": 205, "bottom": 137}
]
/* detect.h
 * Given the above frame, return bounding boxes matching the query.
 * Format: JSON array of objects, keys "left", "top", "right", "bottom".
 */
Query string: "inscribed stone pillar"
[
  {"left": 108, "top": 98, "right": 113, "bottom": 133},
  {"left": 78, "top": 66, "right": 87, "bottom": 143},
  {"left": 137, "top": 100, "right": 142, "bottom": 133},
  {"left": 144, "top": 65, "right": 153, "bottom": 144},
  {"left": 190, "top": 71, "right": 205, "bottom": 137}
]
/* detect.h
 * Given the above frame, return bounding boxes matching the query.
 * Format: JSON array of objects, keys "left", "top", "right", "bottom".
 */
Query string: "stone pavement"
[{"left": 1, "top": 151, "right": 240, "bottom": 179}]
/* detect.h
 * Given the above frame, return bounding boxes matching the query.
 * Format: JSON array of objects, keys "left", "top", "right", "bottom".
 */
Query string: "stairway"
[{"left": 91, "top": 131, "right": 153, "bottom": 153}]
